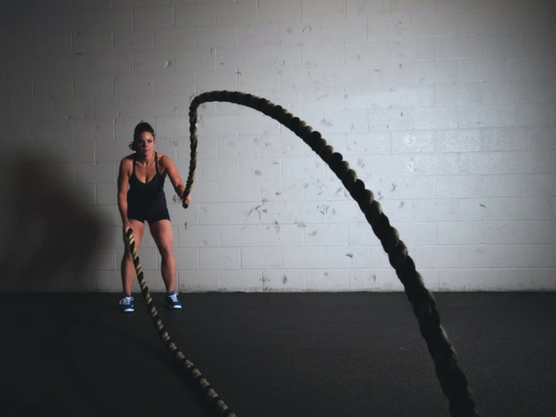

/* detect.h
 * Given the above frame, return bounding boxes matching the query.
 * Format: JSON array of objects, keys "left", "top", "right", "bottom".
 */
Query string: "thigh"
[
  {"left": 149, "top": 219, "right": 174, "bottom": 252},
  {"left": 124, "top": 219, "right": 145, "bottom": 253}
]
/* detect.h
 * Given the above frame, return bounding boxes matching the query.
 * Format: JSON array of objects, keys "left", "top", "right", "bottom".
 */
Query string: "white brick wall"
[{"left": 0, "top": 0, "right": 554, "bottom": 293}]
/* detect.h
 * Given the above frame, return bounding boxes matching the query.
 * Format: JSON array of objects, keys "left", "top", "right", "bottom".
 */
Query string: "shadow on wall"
[{"left": 0, "top": 151, "right": 107, "bottom": 292}]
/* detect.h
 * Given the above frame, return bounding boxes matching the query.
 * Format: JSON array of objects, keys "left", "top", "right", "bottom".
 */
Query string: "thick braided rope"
[
  {"left": 125, "top": 229, "right": 237, "bottom": 417},
  {"left": 183, "top": 90, "right": 479, "bottom": 417}
]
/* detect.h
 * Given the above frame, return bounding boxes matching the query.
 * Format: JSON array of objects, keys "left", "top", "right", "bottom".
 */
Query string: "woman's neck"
[{"left": 135, "top": 152, "right": 155, "bottom": 164}]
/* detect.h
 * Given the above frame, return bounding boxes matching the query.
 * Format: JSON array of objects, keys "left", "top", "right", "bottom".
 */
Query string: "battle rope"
[
  {"left": 181, "top": 90, "right": 479, "bottom": 417},
  {"left": 126, "top": 228, "right": 237, "bottom": 417}
]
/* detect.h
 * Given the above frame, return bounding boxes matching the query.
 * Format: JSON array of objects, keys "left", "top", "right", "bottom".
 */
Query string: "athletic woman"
[{"left": 117, "top": 121, "right": 190, "bottom": 312}]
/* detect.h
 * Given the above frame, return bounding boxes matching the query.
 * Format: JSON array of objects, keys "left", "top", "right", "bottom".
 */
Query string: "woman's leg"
[
  {"left": 121, "top": 219, "right": 145, "bottom": 295},
  {"left": 149, "top": 219, "right": 176, "bottom": 293}
]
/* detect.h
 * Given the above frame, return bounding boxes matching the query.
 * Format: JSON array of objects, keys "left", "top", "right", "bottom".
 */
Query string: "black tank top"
[{"left": 127, "top": 152, "right": 167, "bottom": 215}]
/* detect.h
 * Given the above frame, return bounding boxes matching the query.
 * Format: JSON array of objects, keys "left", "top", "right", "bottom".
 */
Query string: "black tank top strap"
[{"left": 155, "top": 152, "right": 160, "bottom": 175}]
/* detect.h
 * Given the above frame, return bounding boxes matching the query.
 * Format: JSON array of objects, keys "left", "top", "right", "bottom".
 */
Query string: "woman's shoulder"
[
  {"left": 120, "top": 154, "right": 135, "bottom": 168},
  {"left": 157, "top": 153, "right": 174, "bottom": 165}
]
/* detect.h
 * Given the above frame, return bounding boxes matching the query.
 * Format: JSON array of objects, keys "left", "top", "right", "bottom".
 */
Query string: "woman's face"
[{"left": 136, "top": 131, "right": 156, "bottom": 157}]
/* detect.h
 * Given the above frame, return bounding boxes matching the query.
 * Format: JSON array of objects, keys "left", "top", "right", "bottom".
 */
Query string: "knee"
[{"left": 159, "top": 245, "right": 174, "bottom": 260}]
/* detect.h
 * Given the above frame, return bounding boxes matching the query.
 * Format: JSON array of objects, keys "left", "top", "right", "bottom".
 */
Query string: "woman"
[{"left": 117, "top": 121, "right": 190, "bottom": 313}]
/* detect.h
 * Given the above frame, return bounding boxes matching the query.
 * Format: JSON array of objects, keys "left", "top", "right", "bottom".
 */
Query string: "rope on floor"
[
  {"left": 181, "top": 90, "right": 479, "bottom": 417},
  {"left": 126, "top": 228, "right": 237, "bottom": 417}
]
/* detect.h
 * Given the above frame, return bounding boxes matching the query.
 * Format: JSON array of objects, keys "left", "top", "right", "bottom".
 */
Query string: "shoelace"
[
  {"left": 168, "top": 293, "right": 179, "bottom": 302},
  {"left": 119, "top": 297, "right": 134, "bottom": 305}
]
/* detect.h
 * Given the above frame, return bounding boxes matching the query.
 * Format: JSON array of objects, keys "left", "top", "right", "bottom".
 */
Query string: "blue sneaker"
[
  {"left": 119, "top": 296, "right": 134, "bottom": 313},
  {"left": 165, "top": 291, "right": 182, "bottom": 309}
]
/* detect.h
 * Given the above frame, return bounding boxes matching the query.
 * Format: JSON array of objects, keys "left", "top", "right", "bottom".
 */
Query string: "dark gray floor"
[{"left": 1, "top": 292, "right": 555, "bottom": 417}]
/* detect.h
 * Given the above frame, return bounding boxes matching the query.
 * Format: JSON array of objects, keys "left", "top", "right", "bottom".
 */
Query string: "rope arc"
[{"left": 182, "top": 90, "right": 479, "bottom": 417}]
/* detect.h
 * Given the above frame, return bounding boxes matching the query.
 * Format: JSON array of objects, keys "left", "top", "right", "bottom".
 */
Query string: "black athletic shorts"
[{"left": 128, "top": 208, "right": 170, "bottom": 225}]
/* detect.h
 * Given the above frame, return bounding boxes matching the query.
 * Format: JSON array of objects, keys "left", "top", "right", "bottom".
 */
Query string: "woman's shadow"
[{"left": 0, "top": 151, "right": 107, "bottom": 291}]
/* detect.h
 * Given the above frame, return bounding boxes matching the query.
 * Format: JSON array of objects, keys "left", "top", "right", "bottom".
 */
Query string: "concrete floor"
[{"left": 1, "top": 292, "right": 555, "bottom": 417}]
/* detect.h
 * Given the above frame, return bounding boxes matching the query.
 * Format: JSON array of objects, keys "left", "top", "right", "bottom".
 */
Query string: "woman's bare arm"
[{"left": 160, "top": 155, "right": 191, "bottom": 205}]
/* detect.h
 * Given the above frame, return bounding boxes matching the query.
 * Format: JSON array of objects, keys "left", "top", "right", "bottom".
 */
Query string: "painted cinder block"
[
  {"left": 34, "top": 119, "right": 74, "bottom": 141},
  {"left": 178, "top": 225, "right": 219, "bottom": 248},
  {"left": 197, "top": 158, "right": 239, "bottom": 181},
  {"left": 96, "top": 183, "right": 117, "bottom": 206},
  {"left": 196, "top": 68, "right": 238, "bottom": 94},
  {"left": 97, "top": 270, "right": 124, "bottom": 292},
  {"left": 112, "top": 0, "right": 151, "bottom": 8},
  {"left": 262, "top": 269, "right": 305, "bottom": 292},
  {"left": 238, "top": 67, "right": 281, "bottom": 91},
  {"left": 220, "top": 270, "right": 263, "bottom": 292},
  {"left": 189, "top": 182, "right": 220, "bottom": 204},
  {"left": 217, "top": 1, "right": 258, "bottom": 26},
  {"left": 414, "top": 199, "right": 460, "bottom": 222},
  {"left": 219, "top": 180, "right": 261, "bottom": 203},
  {"left": 262, "top": 223, "right": 305, "bottom": 247},
  {"left": 241, "top": 247, "right": 283, "bottom": 269},
  {"left": 259, "top": 0, "right": 302, "bottom": 23},
  {"left": 284, "top": 246, "right": 326, "bottom": 269},
  {"left": 305, "top": 223, "right": 349, "bottom": 246},
  {"left": 155, "top": 27, "right": 195, "bottom": 51},
  {"left": 220, "top": 224, "right": 263, "bottom": 247},
  {"left": 199, "top": 202, "right": 241, "bottom": 225},
  {"left": 326, "top": 245, "right": 371, "bottom": 268},
  {"left": 55, "top": 139, "right": 95, "bottom": 163},
  {"left": 460, "top": 245, "right": 506, "bottom": 268},
  {"left": 175, "top": 4, "right": 216, "bottom": 28},
  {"left": 305, "top": 269, "right": 349, "bottom": 291},
  {"left": 134, "top": 50, "right": 176, "bottom": 74},
  {"left": 279, "top": 18, "right": 324, "bottom": 46},
  {"left": 262, "top": 179, "right": 304, "bottom": 202},
  {"left": 73, "top": 31, "right": 112, "bottom": 54},
  {"left": 219, "top": 134, "right": 261, "bottom": 158},
  {"left": 528, "top": 174, "right": 556, "bottom": 197},
  {"left": 437, "top": 176, "right": 481, "bottom": 199},
  {"left": 416, "top": 245, "right": 461, "bottom": 268},
  {"left": 282, "top": 155, "right": 324, "bottom": 179},
  {"left": 77, "top": 162, "right": 116, "bottom": 184},
  {"left": 393, "top": 222, "right": 437, "bottom": 246},
  {"left": 302, "top": 0, "right": 346, "bottom": 20},
  {"left": 322, "top": 17, "right": 366, "bottom": 42},
  {"left": 529, "top": 127, "right": 556, "bottom": 150},
  {"left": 94, "top": 96, "right": 135, "bottom": 119},
  {"left": 349, "top": 269, "right": 395, "bottom": 292},
  {"left": 503, "top": 197, "right": 554, "bottom": 221},
  {"left": 506, "top": 244, "right": 556, "bottom": 268},
  {"left": 239, "top": 157, "right": 282, "bottom": 180},
  {"left": 412, "top": 60, "right": 459, "bottom": 85},
  {"left": 199, "top": 247, "right": 241, "bottom": 270},
  {"left": 133, "top": 6, "right": 174, "bottom": 29},
  {"left": 52, "top": 9, "right": 93, "bottom": 33},
  {"left": 345, "top": 40, "right": 389, "bottom": 65},
  {"left": 114, "top": 29, "right": 154, "bottom": 52},
  {"left": 173, "top": 247, "right": 199, "bottom": 270},
  {"left": 92, "top": 8, "right": 133, "bottom": 31},
  {"left": 91, "top": 51, "right": 134, "bottom": 75},
  {"left": 389, "top": 37, "right": 435, "bottom": 62},
  {"left": 412, "top": 12, "right": 459, "bottom": 38},
  {"left": 179, "top": 270, "right": 220, "bottom": 293},
  {"left": 196, "top": 25, "right": 237, "bottom": 49}
]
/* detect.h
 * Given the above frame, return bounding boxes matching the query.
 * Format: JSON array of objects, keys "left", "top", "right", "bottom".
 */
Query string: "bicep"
[
  {"left": 117, "top": 160, "right": 130, "bottom": 195},
  {"left": 163, "top": 157, "right": 184, "bottom": 187}
]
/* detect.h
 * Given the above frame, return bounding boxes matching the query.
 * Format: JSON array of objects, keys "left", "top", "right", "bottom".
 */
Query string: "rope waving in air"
[
  {"left": 182, "top": 90, "right": 479, "bottom": 417},
  {"left": 125, "top": 229, "right": 237, "bottom": 417}
]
